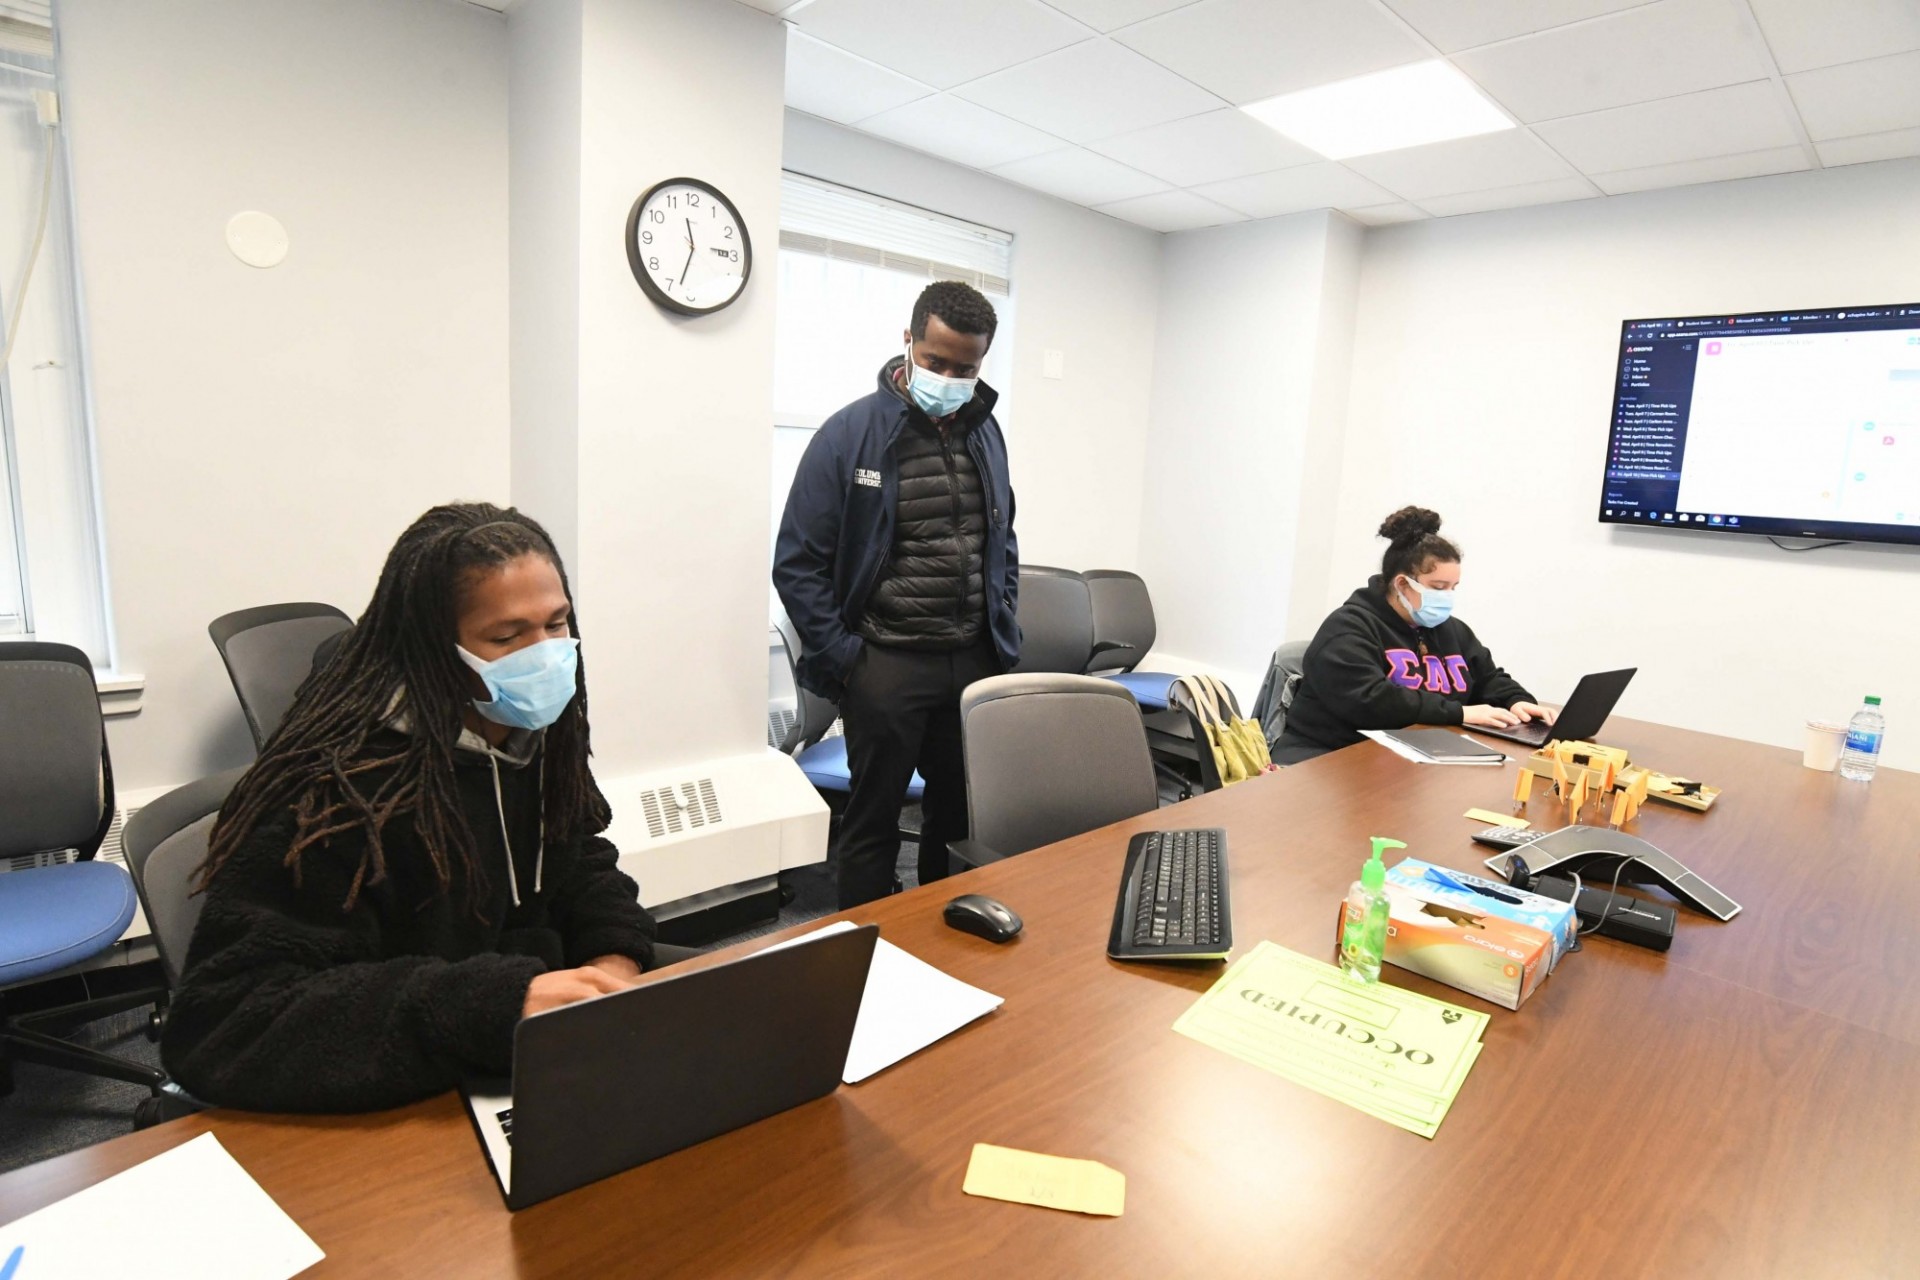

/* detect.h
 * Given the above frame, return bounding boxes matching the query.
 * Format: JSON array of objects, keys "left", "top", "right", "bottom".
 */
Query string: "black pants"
[{"left": 837, "top": 640, "right": 999, "bottom": 908}]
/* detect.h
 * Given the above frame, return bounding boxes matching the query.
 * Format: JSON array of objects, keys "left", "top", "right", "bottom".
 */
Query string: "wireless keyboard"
[{"left": 1107, "top": 828, "right": 1233, "bottom": 962}]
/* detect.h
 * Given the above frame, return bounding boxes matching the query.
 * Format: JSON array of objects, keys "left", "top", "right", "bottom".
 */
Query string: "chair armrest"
[{"left": 950, "top": 839, "right": 1012, "bottom": 869}]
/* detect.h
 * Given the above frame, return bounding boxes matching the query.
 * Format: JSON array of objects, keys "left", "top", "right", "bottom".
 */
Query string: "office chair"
[
  {"left": 118, "top": 767, "right": 246, "bottom": 1126},
  {"left": 950, "top": 673, "right": 1159, "bottom": 868},
  {"left": 1008, "top": 565, "right": 1099, "bottom": 675},
  {"left": 1083, "top": 569, "right": 1181, "bottom": 711},
  {"left": 1249, "top": 640, "right": 1311, "bottom": 750},
  {"left": 208, "top": 602, "right": 353, "bottom": 751},
  {"left": 1167, "top": 674, "right": 1251, "bottom": 793},
  {"left": 121, "top": 767, "right": 245, "bottom": 1001},
  {"left": 0, "top": 642, "right": 167, "bottom": 1098},
  {"left": 771, "top": 625, "right": 923, "bottom": 840}
]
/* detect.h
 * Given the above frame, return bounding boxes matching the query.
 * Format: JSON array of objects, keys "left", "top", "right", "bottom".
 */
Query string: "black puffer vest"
[{"left": 858, "top": 384, "right": 988, "bottom": 650}]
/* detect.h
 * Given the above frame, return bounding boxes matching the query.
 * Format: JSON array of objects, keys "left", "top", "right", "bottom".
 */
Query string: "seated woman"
[
  {"left": 1274, "top": 506, "right": 1555, "bottom": 766},
  {"left": 165, "top": 503, "right": 664, "bottom": 1113}
]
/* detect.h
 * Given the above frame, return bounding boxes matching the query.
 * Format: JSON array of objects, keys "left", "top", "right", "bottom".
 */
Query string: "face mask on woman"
[{"left": 1396, "top": 577, "right": 1455, "bottom": 628}]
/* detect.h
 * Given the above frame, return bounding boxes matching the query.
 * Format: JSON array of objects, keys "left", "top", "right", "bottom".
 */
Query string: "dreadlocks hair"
[
  {"left": 1378, "top": 506, "right": 1461, "bottom": 583},
  {"left": 910, "top": 280, "right": 998, "bottom": 346},
  {"left": 198, "top": 502, "right": 609, "bottom": 916}
]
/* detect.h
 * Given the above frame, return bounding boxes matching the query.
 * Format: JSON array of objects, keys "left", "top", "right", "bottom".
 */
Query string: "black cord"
[
  {"left": 1580, "top": 855, "right": 1640, "bottom": 936},
  {"left": 1768, "top": 536, "right": 1851, "bottom": 552}
]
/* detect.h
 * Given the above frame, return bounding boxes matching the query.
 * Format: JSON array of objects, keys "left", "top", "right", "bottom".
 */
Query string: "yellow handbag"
[{"left": 1172, "top": 674, "right": 1273, "bottom": 786}]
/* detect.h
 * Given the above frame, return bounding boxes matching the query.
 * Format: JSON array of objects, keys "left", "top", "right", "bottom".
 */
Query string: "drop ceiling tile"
[
  {"left": 1346, "top": 202, "right": 1429, "bottom": 225},
  {"left": 1816, "top": 126, "right": 1920, "bottom": 168},
  {"left": 855, "top": 95, "right": 1066, "bottom": 169},
  {"left": 788, "top": 0, "right": 1094, "bottom": 91},
  {"left": 1590, "top": 144, "right": 1810, "bottom": 195},
  {"left": 1193, "top": 162, "right": 1399, "bottom": 217},
  {"left": 1042, "top": 0, "right": 1202, "bottom": 32},
  {"left": 1418, "top": 175, "right": 1599, "bottom": 216},
  {"left": 1787, "top": 50, "right": 1920, "bottom": 142},
  {"left": 1452, "top": 0, "right": 1771, "bottom": 123},
  {"left": 1532, "top": 80, "right": 1798, "bottom": 172},
  {"left": 1747, "top": 0, "right": 1920, "bottom": 75},
  {"left": 1087, "top": 108, "right": 1322, "bottom": 185},
  {"left": 1379, "top": 0, "right": 1656, "bottom": 54},
  {"left": 955, "top": 38, "right": 1224, "bottom": 143},
  {"left": 989, "top": 147, "right": 1172, "bottom": 204},
  {"left": 1093, "top": 189, "right": 1247, "bottom": 231},
  {"left": 1115, "top": 0, "right": 1426, "bottom": 103},
  {"left": 785, "top": 30, "right": 934, "bottom": 125},
  {"left": 1344, "top": 128, "right": 1575, "bottom": 201},
  {"left": 733, "top": 0, "right": 789, "bottom": 11}
]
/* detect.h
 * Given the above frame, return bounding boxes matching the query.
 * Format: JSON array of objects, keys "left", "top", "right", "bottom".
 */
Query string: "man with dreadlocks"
[{"left": 163, "top": 503, "right": 663, "bottom": 1113}]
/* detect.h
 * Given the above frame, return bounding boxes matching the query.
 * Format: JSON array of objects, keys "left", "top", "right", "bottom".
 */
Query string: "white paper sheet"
[
  {"left": 766, "top": 921, "right": 1004, "bottom": 1084},
  {"left": 0, "top": 1132, "right": 324, "bottom": 1280}
]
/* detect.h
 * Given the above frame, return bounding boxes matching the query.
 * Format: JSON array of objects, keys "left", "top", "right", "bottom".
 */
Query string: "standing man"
[{"left": 774, "top": 281, "right": 1020, "bottom": 908}]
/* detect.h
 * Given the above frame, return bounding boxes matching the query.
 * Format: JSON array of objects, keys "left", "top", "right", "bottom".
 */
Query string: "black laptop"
[
  {"left": 464, "top": 924, "right": 877, "bottom": 1210},
  {"left": 1470, "top": 668, "right": 1637, "bottom": 747}
]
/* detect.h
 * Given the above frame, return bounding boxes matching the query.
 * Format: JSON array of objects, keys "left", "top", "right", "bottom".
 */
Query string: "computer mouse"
[{"left": 943, "top": 894, "right": 1023, "bottom": 943}]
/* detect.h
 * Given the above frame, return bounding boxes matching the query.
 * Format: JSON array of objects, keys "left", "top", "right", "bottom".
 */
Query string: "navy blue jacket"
[{"left": 774, "top": 363, "right": 1020, "bottom": 700}]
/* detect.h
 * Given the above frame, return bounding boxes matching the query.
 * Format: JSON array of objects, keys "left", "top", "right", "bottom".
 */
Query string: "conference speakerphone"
[{"left": 1477, "top": 825, "right": 1740, "bottom": 922}]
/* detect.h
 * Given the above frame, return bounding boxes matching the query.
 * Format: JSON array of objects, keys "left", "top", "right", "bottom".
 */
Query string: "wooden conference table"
[{"left": 4, "top": 718, "right": 1917, "bottom": 1278}]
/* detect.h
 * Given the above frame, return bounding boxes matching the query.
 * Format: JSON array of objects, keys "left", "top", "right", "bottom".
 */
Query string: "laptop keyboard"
[{"left": 497, "top": 1107, "right": 515, "bottom": 1146}]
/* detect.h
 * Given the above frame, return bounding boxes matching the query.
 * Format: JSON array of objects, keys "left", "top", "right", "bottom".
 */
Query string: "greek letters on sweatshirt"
[{"left": 1280, "top": 575, "right": 1534, "bottom": 754}]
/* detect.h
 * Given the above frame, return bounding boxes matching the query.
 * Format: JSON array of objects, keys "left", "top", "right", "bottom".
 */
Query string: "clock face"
[{"left": 625, "top": 178, "right": 751, "bottom": 316}]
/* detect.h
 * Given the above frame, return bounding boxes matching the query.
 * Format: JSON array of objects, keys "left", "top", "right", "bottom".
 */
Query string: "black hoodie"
[
  {"left": 162, "top": 724, "right": 657, "bottom": 1114},
  {"left": 1278, "top": 575, "right": 1533, "bottom": 757}
]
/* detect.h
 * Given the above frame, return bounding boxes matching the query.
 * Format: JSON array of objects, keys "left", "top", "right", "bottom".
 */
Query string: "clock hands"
[{"left": 680, "top": 218, "right": 694, "bottom": 286}]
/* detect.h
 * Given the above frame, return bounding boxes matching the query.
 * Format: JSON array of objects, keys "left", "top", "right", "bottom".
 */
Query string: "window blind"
[{"left": 779, "top": 171, "right": 1012, "bottom": 297}]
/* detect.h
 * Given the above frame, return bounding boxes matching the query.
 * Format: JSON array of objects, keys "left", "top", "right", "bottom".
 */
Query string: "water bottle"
[{"left": 1839, "top": 696, "right": 1885, "bottom": 782}]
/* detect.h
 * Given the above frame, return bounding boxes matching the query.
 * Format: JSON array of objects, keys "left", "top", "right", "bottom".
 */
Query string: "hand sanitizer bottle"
[{"left": 1341, "top": 837, "right": 1405, "bottom": 984}]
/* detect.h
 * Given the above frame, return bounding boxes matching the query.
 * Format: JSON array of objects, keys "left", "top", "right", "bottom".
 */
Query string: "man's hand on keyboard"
[{"left": 522, "top": 966, "right": 636, "bottom": 1018}]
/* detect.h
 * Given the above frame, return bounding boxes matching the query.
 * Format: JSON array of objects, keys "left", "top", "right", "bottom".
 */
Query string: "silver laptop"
[{"left": 465, "top": 924, "right": 877, "bottom": 1210}]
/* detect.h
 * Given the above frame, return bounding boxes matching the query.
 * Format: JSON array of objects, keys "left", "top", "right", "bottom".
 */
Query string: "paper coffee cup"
[{"left": 1804, "top": 721, "right": 1846, "bottom": 772}]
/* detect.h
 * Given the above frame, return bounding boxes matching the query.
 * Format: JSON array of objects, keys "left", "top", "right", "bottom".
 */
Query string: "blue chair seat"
[
  {"left": 796, "top": 736, "right": 925, "bottom": 801},
  {"left": 1105, "top": 670, "right": 1178, "bottom": 711},
  {"left": 0, "top": 860, "right": 138, "bottom": 987}
]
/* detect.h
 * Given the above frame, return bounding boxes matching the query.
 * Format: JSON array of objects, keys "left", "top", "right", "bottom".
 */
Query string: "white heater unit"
[{"left": 603, "top": 749, "right": 828, "bottom": 911}]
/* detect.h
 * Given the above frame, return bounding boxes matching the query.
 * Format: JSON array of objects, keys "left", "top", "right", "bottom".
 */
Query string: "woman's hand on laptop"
[
  {"left": 1461, "top": 704, "right": 1523, "bottom": 729},
  {"left": 522, "top": 965, "right": 636, "bottom": 1018},
  {"left": 586, "top": 954, "right": 642, "bottom": 982},
  {"left": 1508, "top": 701, "right": 1557, "bottom": 725}
]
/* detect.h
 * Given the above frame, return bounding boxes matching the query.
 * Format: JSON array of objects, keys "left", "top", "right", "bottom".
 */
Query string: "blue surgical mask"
[
  {"left": 1398, "top": 578, "right": 1455, "bottom": 629},
  {"left": 904, "top": 343, "right": 977, "bottom": 418},
  {"left": 457, "top": 637, "right": 580, "bottom": 730}
]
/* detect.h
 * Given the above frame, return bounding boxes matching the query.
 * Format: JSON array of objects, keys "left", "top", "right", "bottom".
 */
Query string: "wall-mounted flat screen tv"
[{"left": 1600, "top": 302, "right": 1919, "bottom": 546}]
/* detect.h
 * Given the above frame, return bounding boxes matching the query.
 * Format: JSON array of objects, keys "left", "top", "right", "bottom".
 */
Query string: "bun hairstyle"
[{"left": 1378, "top": 505, "right": 1460, "bottom": 583}]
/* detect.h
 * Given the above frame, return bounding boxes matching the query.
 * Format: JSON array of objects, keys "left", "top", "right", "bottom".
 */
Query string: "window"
[
  {"left": 2, "top": 24, "right": 113, "bottom": 663},
  {"left": 769, "top": 173, "right": 1014, "bottom": 564}
]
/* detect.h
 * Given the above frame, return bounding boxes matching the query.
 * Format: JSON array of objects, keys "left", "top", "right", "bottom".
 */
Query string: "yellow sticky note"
[
  {"left": 963, "top": 1144, "right": 1125, "bottom": 1217},
  {"left": 1464, "top": 808, "right": 1529, "bottom": 829}
]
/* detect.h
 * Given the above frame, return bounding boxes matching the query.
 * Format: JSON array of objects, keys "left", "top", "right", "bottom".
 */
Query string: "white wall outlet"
[{"left": 1043, "top": 348, "right": 1065, "bottom": 380}]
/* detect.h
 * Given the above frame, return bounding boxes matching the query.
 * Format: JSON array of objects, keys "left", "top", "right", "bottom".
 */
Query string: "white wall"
[
  {"left": 783, "top": 111, "right": 1162, "bottom": 577},
  {"left": 1334, "top": 159, "right": 1920, "bottom": 770},
  {"left": 1136, "top": 210, "right": 1363, "bottom": 699},
  {"left": 59, "top": 0, "right": 510, "bottom": 790},
  {"left": 563, "top": 0, "right": 787, "bottom": 776}
]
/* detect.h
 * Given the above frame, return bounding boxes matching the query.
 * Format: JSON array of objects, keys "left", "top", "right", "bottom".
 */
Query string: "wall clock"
[{"left": 625, "top": 177, "right": 751, "bottom": 316}]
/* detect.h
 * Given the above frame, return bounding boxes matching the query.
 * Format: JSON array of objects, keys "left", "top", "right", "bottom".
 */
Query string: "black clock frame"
[{"left": 625, "top": 176, "right": 753, "bottom": 317}]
